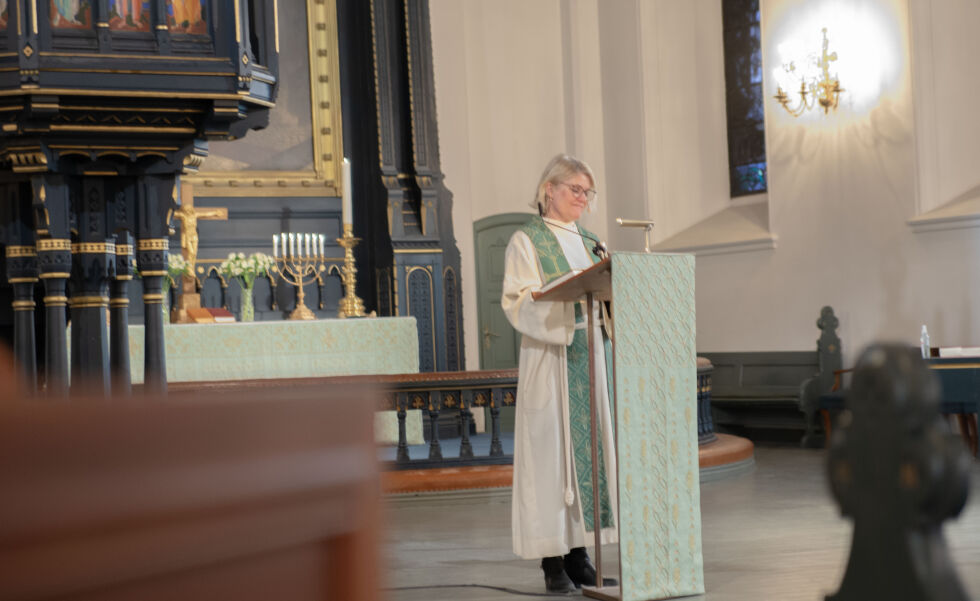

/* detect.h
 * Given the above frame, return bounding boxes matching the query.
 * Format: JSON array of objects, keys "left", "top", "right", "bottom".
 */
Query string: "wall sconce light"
[{"left": 774, "top": 28, "right": 843, "bottom": 116}]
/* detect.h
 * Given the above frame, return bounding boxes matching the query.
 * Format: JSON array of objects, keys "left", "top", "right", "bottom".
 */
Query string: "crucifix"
[{"left": 172, "top": 181, "right": 228, "bottom": 322}]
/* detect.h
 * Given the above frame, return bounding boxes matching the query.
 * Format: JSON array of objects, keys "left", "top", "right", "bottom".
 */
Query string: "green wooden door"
[{"left": 474, "top": 213, "right": 533, "bottom": 370}]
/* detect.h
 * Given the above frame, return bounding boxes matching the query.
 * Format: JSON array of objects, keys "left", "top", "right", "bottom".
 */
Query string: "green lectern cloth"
[{"left": 611, "top": 253, "right": 704, "bottom": 600}]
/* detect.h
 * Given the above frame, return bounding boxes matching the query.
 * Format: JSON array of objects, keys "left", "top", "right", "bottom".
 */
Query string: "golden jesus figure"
[{"left": 173, "top": 185, "right": 228, "bottom": 276}]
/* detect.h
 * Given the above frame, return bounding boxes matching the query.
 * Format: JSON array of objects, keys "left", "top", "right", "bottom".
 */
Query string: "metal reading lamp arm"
[{"left": 616, "top": 218, "right": 656, "bottom": 253}]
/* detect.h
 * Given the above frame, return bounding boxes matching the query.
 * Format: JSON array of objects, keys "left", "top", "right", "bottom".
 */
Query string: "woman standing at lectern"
[{"left": 501, "top": 153, "right": 617, "bottom": 594}]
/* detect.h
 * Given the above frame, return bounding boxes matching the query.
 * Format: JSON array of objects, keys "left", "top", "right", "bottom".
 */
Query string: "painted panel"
[
  {"left": 109, "top": 0, "right": 150, "bottom": 32},
  {"left": 166, "top": 0, "right": 207, "bottom": 35},
  {"left": 611, "top": 252, "right": 704, "bottom": 601},
  {"left": 50, "top": 0, "right": 92, "bottom": 29},
  {"left": 0, "top": 0, "right": 8, "bottom": 29}
]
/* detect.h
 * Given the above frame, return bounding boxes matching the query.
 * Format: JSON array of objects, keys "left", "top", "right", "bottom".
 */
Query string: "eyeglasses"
[{"left": 557, "top": 181, "right": 597, "bottom": 201}]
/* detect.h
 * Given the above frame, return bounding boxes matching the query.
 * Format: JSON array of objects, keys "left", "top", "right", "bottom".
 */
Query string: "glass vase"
[
  {"left": 241, "top": 285, "right": 255, "bottom": 322},
  {"left": 162, "top": 280, "right": 171, "bottom": 324}
]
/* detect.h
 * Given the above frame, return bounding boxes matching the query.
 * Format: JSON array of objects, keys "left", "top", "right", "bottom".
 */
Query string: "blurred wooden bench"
[
  {"left": 0, "top": 384, "right": 380, "bottom": 601},
  {"left": 700, "top": 307, "right": 842, "bottom": 446}
]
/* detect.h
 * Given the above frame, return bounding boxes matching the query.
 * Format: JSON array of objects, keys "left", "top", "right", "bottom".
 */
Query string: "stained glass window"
[{"left": 722, "top": 0, "right": 767, "bottom": 197}]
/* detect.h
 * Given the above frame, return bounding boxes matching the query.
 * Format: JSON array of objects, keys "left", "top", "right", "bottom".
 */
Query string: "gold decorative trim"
[
  {"left": 115, "top": 244, "right": 134, "bottom": 255},
  {"left": 9, "top": 150, "right": 48, "bottom": 172},
  {"left": 7, "top": 277, "right": 39, "bottom": 284},
  {"left": 43, "top": 67, "right": 235, "bottom": 77},
  {"left": 30, "top": 0, "right": 37, "bottom": 34},
  {"left": 110, "top": 298, "right": 130, "bottom": 307},
  {"left": 186, "top": 0, "right": 341, "bottom": 197},
  {"left": 13, "top": 302, "right": 36, "bottom": 311},
  {"left": 59, "top": 104, "right": 200, "bottom": 114},
  {"left": 83, "top": 170, "right": 118, "bottom": 176},
  {"left": 69, "top": 296, "right": 110, "bottom": 306},
  {"left": 234, "top": 0, "right": 242, "bottom": 43},
  {"left": 5, "top": 245, "right": 37, "bottom": 257},
  {"left": 137, "top": 239, "right": 169, "bottom": 251},
  {"left": 49, "top": 144, "right": 180, "bottom": 151},
  {"left": 394, "top": 248, "right": 443, "bottom": 254},
  {"left": 40, "top": 52, "right": 230, "bottom": 62},
  {"left": 39, "top": 272, "right": 70, "bottom": 279},
  {"left": 36, "top": 239, "right": 71, "bottom": 251},
  {"left": 50, "top": 124, "right": 197, "bottom": 134},
  {"left": 72, "top": 242, "right": 116, "bottom": 254},
  {"left": 274, "top": 0, "right": 280, "bottom": 52},
  {"left": 0, "top": 88, "right": 251, "bottom": 100},
  {"left": 139, "top": 270, "right": 167, "bottom": 277},
  {"left": 43, "top": 296, "right": 69, "bottom": 305},
  {"left": 143, "top": 293, "right": 164, "bottom": 302},
  {"left": 115, "top": 275, "right": 134, "bottom": 281},
  {"left": 190, "top": 171, "right": 338, "bottom": 196}
]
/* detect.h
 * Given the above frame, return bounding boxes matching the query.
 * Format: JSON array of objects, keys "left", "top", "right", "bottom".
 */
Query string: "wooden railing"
[{"left": 155, "top": 363, "right": 718, "bottom": 470}]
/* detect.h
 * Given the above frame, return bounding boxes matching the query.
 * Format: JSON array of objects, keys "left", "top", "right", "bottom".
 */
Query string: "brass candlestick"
[
  {"left": 337, "top": 223, "right": 367, "bottom": 318},
  {"left": 272, "top": 233, "right": 324, "bottom": 321}
]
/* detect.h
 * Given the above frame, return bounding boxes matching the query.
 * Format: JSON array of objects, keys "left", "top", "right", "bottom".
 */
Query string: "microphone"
[
  {"left": 616, "top": 217, "right": 655, "bottom": 253},
  {"left": 545, "top": 220, "right": 609, "bottom": 259}
]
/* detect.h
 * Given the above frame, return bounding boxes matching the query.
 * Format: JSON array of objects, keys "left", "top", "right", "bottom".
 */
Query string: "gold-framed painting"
[{"left": 186, "top": 0, "right": 343, "bottom": 198}]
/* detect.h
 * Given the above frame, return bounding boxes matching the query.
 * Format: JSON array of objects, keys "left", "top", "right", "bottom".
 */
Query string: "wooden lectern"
[{"left": 534, "top": 252, "right": 704, "bottom": 601}]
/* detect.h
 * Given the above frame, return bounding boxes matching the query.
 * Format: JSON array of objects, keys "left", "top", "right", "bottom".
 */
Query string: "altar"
[
  {"left": 115, "top": 317, "right": 422, "bottom": 443},
  {"left": 125, "top": 318, "right": 419, "bottom": 384}
]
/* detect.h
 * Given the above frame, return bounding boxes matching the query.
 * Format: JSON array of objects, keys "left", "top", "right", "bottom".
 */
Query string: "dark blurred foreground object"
[
  {"left": 0, "top": 383, "right": 379, "bottom": 601},
  {"left": 827, "top": 344, "right": 971, "bottom": 601}
]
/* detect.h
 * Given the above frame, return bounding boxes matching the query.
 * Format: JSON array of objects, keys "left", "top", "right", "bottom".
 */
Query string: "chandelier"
[{"left": 774, "top": 28, "right": 844, "bottom": 117}]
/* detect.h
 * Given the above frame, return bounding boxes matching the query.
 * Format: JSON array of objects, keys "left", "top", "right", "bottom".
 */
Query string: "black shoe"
[
  {"left": 563, "top": 547, "right": 618, "bottom": 588},
  {"left": 541, "top": 556, "right": 577, "bottom": 594}
]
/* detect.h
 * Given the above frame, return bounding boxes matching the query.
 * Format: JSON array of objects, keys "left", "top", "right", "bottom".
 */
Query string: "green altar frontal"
[
  {"left": 124, "top": 318, "right": 419, "bottom": 384},
  {"left": 121, "top": 317, "right": 422, "bottom": 444}
]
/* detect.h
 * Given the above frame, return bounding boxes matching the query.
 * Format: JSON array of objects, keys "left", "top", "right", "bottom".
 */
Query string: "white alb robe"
[{"left": 502, "top": 218, "right": 618, "bottom": 560}]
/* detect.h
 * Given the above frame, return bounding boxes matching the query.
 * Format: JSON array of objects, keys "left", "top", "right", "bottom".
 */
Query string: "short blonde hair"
[{"left": 531, "top": 153, "right": 597, "bottom": 217}]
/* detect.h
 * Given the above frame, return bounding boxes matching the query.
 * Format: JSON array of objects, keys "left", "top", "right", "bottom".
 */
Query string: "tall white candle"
[
  {"left": 289, "top": 233, "right": 295, "bottom": 257},
  {"left": 273, "top": 234, "right": 278, "bottom": 258},
  {"left": 318, "top": 234, "right": 325, "bottom": 257},
  {"left": 305, "top": 233, "right": 311, "bottom": 257},
  {"left": 342, "top": 158, "right": 352, "bottom": 225}
]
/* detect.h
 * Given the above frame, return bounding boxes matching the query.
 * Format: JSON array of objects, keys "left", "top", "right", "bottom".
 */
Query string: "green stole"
[{"left": 520, "top": 215, "right": 614, "bottom": 532}]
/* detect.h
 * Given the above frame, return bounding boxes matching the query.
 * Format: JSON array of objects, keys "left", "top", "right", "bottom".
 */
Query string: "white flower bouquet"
[
  {"left": 167, "top": 254, "right": 192, "bottom": 284},
  {"left": 218, "top": 252, "right": 275, "bottom": 290}
]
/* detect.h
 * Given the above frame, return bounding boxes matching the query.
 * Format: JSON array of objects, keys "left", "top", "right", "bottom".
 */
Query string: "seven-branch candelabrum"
[
  {"left": 337, "top": 223, "right": 367, "bottom": 318},
  {"left": 272, "top": 232, "right": 325, "bottom": 321}
]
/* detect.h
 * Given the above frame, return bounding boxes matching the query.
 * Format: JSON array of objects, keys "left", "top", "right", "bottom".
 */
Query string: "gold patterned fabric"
[
  {"left": 124, "top": 318, "right": 419, "bottom": 383},
  {"left": 71, "top": 318, "right": 422, "bottom": 444},
  {"left": 611, "top": 253, "right": 704, "bottom": 600}
]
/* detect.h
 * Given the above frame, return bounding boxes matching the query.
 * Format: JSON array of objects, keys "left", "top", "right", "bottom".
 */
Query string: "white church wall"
[
  {"left": 431, "top": 0, "right": 980, "bottom": 369},
  {"left": 636, "top": 0, "right": 732, "bottom": 245},
  {"left": 431, "top": 0, "right": 607, "bottom": 370},
  {"left": 695, "top": 0, "right": 980, "bottom": 363},
  {"left": 909, "top": 0, "right": 980, "bottom": 216}
]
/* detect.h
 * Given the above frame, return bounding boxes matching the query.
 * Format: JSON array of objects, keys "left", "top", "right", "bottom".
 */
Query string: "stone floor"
[{"left": 383, "top": 446, "right": 980, "bottom": 600}]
